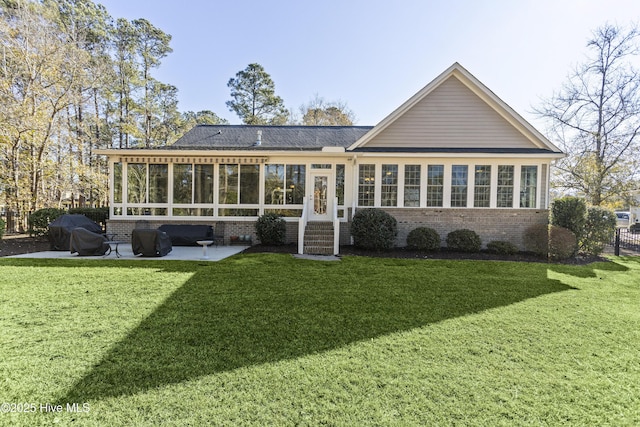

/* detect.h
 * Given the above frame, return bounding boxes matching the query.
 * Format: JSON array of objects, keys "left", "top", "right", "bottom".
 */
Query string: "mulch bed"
[{"left": 0, "top": 234, "right": 607, "bottom": 264}]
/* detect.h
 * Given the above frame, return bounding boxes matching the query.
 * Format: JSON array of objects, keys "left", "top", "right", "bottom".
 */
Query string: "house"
[{"left": 96, "top": 63, "right": 564, "bottom": 254}]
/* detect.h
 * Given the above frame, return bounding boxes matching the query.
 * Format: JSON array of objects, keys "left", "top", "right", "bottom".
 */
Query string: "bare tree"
[
  {"left": 537, "top": 23, "right": 640, "bottom": 206},
  {"left": 299, "top": 94, "right": 356, "bottom": 126}
]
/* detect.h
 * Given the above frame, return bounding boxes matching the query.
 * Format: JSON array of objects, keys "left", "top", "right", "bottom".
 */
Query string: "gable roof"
[
  {"left": 348, "top": 62, "right": 562, "bottom": 154},
  {"left": 170, "top": 125, "right": 373, "bottom": 150}
]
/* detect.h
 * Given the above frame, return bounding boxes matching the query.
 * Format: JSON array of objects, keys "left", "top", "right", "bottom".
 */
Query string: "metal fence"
[{"left": 610, "top": 228, "right": 640, "bottom": 255}]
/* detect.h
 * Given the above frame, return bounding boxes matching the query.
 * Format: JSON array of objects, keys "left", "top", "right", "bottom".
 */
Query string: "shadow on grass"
[{"left": 47, "top": 254, "right": 581, "bottom": 401}]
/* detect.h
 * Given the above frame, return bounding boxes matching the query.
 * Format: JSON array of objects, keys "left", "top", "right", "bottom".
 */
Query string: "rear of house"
[{"left": 96, "top": 63, "right": 564, "bottom": 254}]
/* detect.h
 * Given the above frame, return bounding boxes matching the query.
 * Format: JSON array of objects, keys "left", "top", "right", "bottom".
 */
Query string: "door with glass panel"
[{"left": 309, "top": 172, "right": 333, "bottom": 221}]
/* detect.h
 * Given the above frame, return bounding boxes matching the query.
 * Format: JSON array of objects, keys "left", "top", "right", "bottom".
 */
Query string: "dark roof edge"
[{"left": 350, "top": 147, "right": 562, "bottom": 154}]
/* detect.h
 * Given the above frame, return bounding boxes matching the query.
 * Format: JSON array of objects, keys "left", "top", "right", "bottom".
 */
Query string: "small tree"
[
  {"left": 581, "top": 207, "right": 616, "bottom": 255},
  {"left": 551, "top": 196, "right": 586, "bottom": 243}
]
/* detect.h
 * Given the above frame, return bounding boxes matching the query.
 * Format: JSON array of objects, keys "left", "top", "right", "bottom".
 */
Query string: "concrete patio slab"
[{"left": 7, "top": 243, "right": 249, "bottom": 261}]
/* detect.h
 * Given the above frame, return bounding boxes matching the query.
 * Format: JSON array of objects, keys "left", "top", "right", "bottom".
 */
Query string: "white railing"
[
  {"left": 333, "top": 197, "right": 340, "bottom": 255},
  {"left": 298, "top": 198, "right": 308, "bottom": 254}
]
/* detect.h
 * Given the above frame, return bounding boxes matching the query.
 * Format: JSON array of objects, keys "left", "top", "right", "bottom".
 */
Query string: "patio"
[{"left": 7, "top": 242, "right": 249, "bottom": 261}]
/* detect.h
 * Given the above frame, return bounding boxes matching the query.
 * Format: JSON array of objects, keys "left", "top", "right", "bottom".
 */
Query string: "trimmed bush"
[
  {"left": 631, "top": 223, "right": 640, "bottom": 234},
  {"left": 523, "top": 223, "right": 577, "bottom": 260},
  {"left": 446, "top": 229, "right": 481, "bottom": 253},
  {"left": 406, "top": 227, "right": 440, "bottom": 251},
  {"left": 69, "top": 207, "right": 109, "bottom": 230},
  {"left": 523, "top": 223, "right": 549, "bottom": 257},
  {"left": 255, "top": 213, "right": 286, "bottom": 245},
  {"left": 551, "top": 196, "right": 586, "bottom": 242},
  {"left": 486, "top": 240, "right": 518, "bottom": 255},
  {"left": 581, "top": 207, "right": 616, "bottom": 256},
  {"left": 28, "top": 208, "right": 66, "bottom": 237},
  {"left": 0, "top": 217, "right": 5, "bottom": 239},
  {"left": 350, "top": 208, "right": 397, "bottom": 251},
  {"left": 549, "top": 226, "right": 577, "bottom": 260}
]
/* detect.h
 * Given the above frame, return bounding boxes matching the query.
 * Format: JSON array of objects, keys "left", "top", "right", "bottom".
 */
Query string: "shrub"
[
  {"left": 0, "top": 217, "right": 5, "bottom": 239},
  {"left": 350, "top": 208, "right": 397, "bottom": 251},
  {"left": 406, "top": 227, "right": 440, "bottom": 251},
  {"left": 549, "top": 225, "right": 577, "bottom": 260},
  {"left": 446, "top": 229, "right": 481, "bottom": 253},
  {"left": 69, "top": 207, "right": 109, "bottom": 230},
  {"left": 486, "top": 240, "right": 518, "bottom": 255},
  {"left": 523, "top": 223, "right": 549, "bottom": 257},
  {"left": 28, "top": 208, "right": 66, "bottom": 237},
  {"left": 581, "top": 207, "right": 616, "bottom": 256},
  {"left": 631, "top": 223, "right": 640, "bottom": 234},
  {"left": 551, "top": 196, "right": 586, "bottom": 242},
  {"left": 255, "top": 213, "right": 286, "bottom": 245}
]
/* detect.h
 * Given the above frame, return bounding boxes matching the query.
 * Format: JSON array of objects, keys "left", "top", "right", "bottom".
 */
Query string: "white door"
[{"left": 309, "top": 172, "right": 333, "bottom": 221}]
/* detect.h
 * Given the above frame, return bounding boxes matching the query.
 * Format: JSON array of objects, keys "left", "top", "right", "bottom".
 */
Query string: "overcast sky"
[{"left": 97, "top": 0, "right": 640, "bottom": 130}]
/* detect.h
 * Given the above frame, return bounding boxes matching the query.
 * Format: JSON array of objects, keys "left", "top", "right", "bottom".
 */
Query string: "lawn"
[{"left": 0, "top": 254, "right": 638, "bottom": 426}]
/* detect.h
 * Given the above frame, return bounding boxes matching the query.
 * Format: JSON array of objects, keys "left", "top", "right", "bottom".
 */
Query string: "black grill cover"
[
  {"left": 70, "top": 227, "right": 109, "bottom": 256},
  {"left": 132, "top": 229, "right": 172, "bottom": 257},
  {"left": 48, "top": 214, "right": 103, "bottom": 251}
]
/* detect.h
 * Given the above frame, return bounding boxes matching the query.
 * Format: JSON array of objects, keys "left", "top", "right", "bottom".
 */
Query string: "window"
[
  {"left": 520, "top": 166, "right": 537, "bottom": 208},
  {"left": 114, "top": 162, "right": 122, "bottom": 203},
  {"left": 149, "top": 164, "right": 168, "bottom": 203},
  {"left": 194, "top": 165, "right": 214, "bottom": 203},
  {"left": 264, "top": 164, "right": 285, "bottom": 204},
  {"left": 404, "top": 165, "right": 421, "bottom": 207},
  {"left": 336, "top": 164, "right": 345, "bottom": 205},
  {"left": 426, "top": 165, "right": 444, "bottom": 207},
  {"left": 286, "top": 165, "right": 305, "bottom": 204},
  {"left": 173, "top": 164, "right": 193, "bottom": 203},
  {"left": 497, "top": 165, "right": 514, "bottom": 208},
  {"left": 358, "top": 164, "right": 375, "bottom": 206},
  {"left": 451, "top": 165, "right": 468, "bottom": 207},
  {"left": 381, "top": 164, "right": 398, "bottom": 206},
  {"left": 218, "top": 164, "right": 238, "bottom": 204},
  {"left": 239, "top": 164, "right": 259, "bottom": 204},
  {"left": 473, "top": 165, "right": 491, "bottom": 208},
  {"left": 264, "top": 164, "right": 305, "bottom": 205},
  {"left": 127, "top": 163, "right": 147, "bottom": 204}
]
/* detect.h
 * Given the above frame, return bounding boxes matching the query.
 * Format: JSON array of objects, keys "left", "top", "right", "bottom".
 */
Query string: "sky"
[{"left": 97, "top": 0, "right": 640, "bottom": 131}]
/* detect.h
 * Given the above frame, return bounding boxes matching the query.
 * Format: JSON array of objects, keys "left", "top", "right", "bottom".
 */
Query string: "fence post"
[{"left": 614, "top": 228, "right": 620, "bottom": 256}]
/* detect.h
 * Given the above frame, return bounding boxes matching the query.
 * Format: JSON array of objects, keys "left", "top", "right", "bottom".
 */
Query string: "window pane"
[
  {"left": 336, "top": 164, "right": 345, "bottom": 205},
  {"left": 240, "top": 164, "right": 259, "bottom": 204},
  {"left": 114, "top": 162, "right": 122, "bottom": 203},
  {"left": 173, "top": 164, "right": 193, "bottom": 203},
  {"left": 426, "top": 165, "right": 444, "bottom": 207},
  {"left": 404, "top": 165, "right": 421, "bottom": 207},
  {"left": 219, "top": 164, "right": 238, "bottom": 204},
  {"left": 520, "top": 166, "right": 537, "bottom": 208},
  {"left": 451, "top": 165, "right": 468, "bottom": 207},
  {"left": 473, "top": 165, "right": 491, "bottom": 208},
  {"left": 127, "top": 163, "right": 147, "bottom": 204},
  {"left": 286, "top": 164, "right": 305, "bottom": 204},
  {"left": 194, "top": 164, "right": 214, "bottom": 203},
  {"left": 358, "top": 164, "right": 375, "bottom": 206},
  {"left": 381, "top": 164, "right": 398, "bottom": 206},
  {"left": 149, "top": 164, "right": 168, "bottom": 203},
  {"left": 497, "top": 165, "right": 514, "bottom": 208},
  {"left": 264, "top": 164, "right": 285, "bottom": 204}
]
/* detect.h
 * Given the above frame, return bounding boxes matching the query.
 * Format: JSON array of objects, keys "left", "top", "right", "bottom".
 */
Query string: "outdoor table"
[{"left": 105, "top": 240, "right": 126, "bottom": 258}]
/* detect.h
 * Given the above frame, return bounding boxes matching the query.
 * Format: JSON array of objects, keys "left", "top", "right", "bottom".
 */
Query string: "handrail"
[
  {"left": 298, "top": 198, "right": 308, "bottom": 254},
  {"left": 333, "top": 197, "right": 339, "bottom": 255}
]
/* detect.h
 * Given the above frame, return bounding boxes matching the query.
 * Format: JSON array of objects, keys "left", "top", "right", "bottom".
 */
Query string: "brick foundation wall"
[{"left": 346, "top": 208, "right": 549, "bottom": 250}]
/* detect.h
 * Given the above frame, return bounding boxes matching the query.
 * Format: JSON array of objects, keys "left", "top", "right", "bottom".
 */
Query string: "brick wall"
[{"left": 346, "top": 208, "right": 549, "bottom": 250}]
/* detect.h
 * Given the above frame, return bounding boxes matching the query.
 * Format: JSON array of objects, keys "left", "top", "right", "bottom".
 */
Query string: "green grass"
[{"left": 0, "top": 255, "right": 638, "bottom": 426}]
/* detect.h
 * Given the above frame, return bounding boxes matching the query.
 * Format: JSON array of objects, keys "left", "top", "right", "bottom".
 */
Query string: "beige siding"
[{"left": 364, "top": 76, "right": 537, "bottom": 149}]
